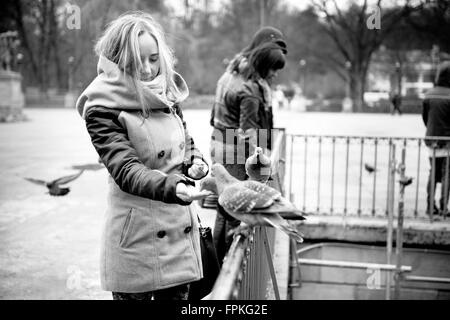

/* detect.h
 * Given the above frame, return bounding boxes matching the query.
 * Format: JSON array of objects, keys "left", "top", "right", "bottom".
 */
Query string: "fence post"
[
  {"left": 394, "top": 147, "right": 406, "bottom": 299},
  {"left": 385, "top": 143, "right": 396, "bottom": 300}
]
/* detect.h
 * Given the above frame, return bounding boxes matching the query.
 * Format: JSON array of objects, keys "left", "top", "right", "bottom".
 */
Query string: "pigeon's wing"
[
  {"left": 219, "top": 183, "right": 275, "bottom": 212},
  {"left": 24, "top": 177, "right": 47, "bottom": 186},
  {"left": 71, "top": 163, "right": 104, "bottom": 171},
  {"left": 52, "top": 170, "right": 84, "bottom": 185},
  {"left": 241, "top": 180, "right": 281, "bottom": 200},
  {"left": 219, "top": 185, "right": 261, "bottom": 213},
  {"left": 252, "top": 196, "right": 306, "bottom": 220},
  {"left": 261, "top": 213, "right": 304, "bottom": 243}
]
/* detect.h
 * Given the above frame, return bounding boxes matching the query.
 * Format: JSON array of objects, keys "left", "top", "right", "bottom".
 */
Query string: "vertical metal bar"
[
  {"left": 386, "top": 138, "right": 393, "bottom": 216},
  {"left": 444, "top": 148, "right": 450, "bottom": 219},
  {"left": 303, "top": 136, "right": 308, "bottom": 211},
  {"left": 430, "top": 144, "right": 436, "bottom": 222},
  {"left": 288, "top": 239, "right": 301, "bottom": 300},
  {"left": 414, "top": 139, "right": 421, "bottom": 218},
  {"left": 394, "top": 147, "right": 406, "bottom": 300},
  {"left": 331, "top": 137, "right": 336, "bottom": 214},
  {"left": 358, "top": 138, "right": 364, "bottom": 216},
  {"left": 385, "top": 143, "right": 396, "bottom": 300},
  {"left": 248, "top": 236, "right": 253, "bottom": 299},
  {"left": 317, "top": 137, "right": 322, "bottom": 213},
  {"left": 344, "top": 137, "right": 350, "bottom": 215},
  {"left": 289, "top": 135, "right": 294, "bottom": 202},
  {"left": 262, "top": 227, "right": 280, "bottom": 300},
  {"left": 372, "top": 138, "right": 378, "bottom": 216},
  {"left": 254, "top": 232, "right": 258, "bottom": 299}
]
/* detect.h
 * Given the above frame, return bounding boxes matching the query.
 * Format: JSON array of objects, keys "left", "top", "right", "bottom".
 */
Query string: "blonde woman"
[{"left": 76, "top": 11, "right": 210, "bottom": 300}]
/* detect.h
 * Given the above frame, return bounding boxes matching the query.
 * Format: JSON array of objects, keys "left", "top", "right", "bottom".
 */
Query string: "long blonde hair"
[{"left": 94, "top": 11, "right": 182, "bottom": 116}]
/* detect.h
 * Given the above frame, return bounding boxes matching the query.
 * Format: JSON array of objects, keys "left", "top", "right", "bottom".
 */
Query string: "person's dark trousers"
[
  {"left": 213, "top": 203, "right": 241, "bottom": 265},
  {"left": 427, "top": 156, "right": 450, "bottom": 215},
  {"left": 112, "top": 283, "right": 190, "bottom": 300},
  {"left": 212, "top": 163, "right": 247, "bottom": 265}
]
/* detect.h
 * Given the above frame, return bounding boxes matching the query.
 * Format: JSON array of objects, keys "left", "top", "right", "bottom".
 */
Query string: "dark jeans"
[
  {"left": 427, "top": 156, "right": 450, "bottom": 215},
  {"left": 112, "top": 283, "right": 190, "bottom": 300}
]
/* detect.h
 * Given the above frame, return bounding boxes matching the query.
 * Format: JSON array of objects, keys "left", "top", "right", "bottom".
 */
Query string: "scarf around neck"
[{"left": 76, "top": 56, "right": 189, "bottom": 119}]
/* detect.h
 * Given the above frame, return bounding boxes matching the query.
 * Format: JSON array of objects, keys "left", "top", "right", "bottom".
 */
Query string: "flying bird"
[
  {"left": 201, "top": 164, "right": 305, "bottom": 242},
  {"left": 245, "top": 147, "right": 272, "bottom": 183},
  {"left": 71, "top": 163, "right": 104, "bottom": 171},
  {"left": 24, "top": 170, "right": 84, "bottom": 196},
  {"left": 399, "top": 176, "right": 414, "bottom": 186},
  {"left": 364, "top": 163, "right": 377, "bottom": 173}
]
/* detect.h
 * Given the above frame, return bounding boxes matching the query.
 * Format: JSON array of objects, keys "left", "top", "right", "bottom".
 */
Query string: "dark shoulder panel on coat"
[{"left": 84, "top": 106, "right": 192, "bottom": 204}]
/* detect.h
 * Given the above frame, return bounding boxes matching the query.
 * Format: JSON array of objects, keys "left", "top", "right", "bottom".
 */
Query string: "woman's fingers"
[{"left": 176, "top": 183, "right": 213, "bottom": 201}]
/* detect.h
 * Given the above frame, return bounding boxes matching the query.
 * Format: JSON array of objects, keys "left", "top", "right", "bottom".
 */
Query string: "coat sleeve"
[
  {"left": 239, "top": 94, "right": 261, "bottom": 132},
  {"left": 85, "top": 106, "right": 193, "bottom": 205}
]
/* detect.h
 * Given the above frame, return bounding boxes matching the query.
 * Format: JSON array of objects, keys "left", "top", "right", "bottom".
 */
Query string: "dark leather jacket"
[
  {"left": 423, "top": 63, "right": 450, "bottom": 147},
  {"left": 211, "top": 74, "right": 273, "bottom": 142}
]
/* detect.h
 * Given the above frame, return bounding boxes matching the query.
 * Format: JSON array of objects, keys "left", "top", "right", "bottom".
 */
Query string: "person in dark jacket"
[
  {"left": 422, "top": 61, "right": 450, "bottom": 216},
  {"left": 76, "top": 12, "right": 211, "bottom": 300},
  {"left": 210, "top": 40, "right": 286, "bottom": 264}
]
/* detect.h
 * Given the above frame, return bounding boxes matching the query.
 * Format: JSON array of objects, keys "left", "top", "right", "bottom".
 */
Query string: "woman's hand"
[
  {"left": 176, "top": 182, "right": 212, "bottom": 202},
  {"left": 188, "top": 158, "right": 208, "bottom": 179}
]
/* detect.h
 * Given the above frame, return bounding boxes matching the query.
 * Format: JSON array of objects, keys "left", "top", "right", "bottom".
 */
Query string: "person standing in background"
[
  {"left": 210, "top": 33, "right": 287, "bottom": 264},
  {"left": 422, "top": 61, "right": 450, "bottom": 217}
]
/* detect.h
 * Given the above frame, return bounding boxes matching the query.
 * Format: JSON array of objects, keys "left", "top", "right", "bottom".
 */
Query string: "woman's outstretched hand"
[
  {"left": 188, "top": 158, "right": 208, "bottom": 179},
  {"left": 176, "top": 182, "right": 212, "bottom": 202}
]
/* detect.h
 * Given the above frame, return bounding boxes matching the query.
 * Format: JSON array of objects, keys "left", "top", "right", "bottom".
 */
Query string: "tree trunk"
[{"left": 349, "top": 69, "right": 366, "bottom": 113}]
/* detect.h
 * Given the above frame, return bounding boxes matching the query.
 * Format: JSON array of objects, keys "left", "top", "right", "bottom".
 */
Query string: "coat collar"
[{"left": 77, "top": 56, "right": 189, "bottom": 118}]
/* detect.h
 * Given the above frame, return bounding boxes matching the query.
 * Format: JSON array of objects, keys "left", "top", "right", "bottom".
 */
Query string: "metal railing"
[
  {"left": 286, "top": 134, "right": 450, "bottom": 221},
  {"left": 288, "top": 136, "right": 450, "bottom": 299},
  {"left": 207, "top": 130, "right": 287, "bottom": 300}
]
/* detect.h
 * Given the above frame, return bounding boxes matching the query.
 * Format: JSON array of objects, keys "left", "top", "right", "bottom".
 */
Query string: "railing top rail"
[
  {"left": 288, "top": 134, "right": 450, "bottom": 141},
  {"left": 207, "top": 232, "right": 248, "bottom": 300}
]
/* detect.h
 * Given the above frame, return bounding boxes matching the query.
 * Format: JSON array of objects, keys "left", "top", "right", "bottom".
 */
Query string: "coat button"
[
  {"left": 179, "top": 142, "right": 185, "bottom": 150},
  {"left": 184, "top": 226, "right": 192, "bottom": 234},
  {"left": 158, "top": 150, "right": 165, "bottom": 158},
  {"left": 157, "top": 230, "right": 166, "bottom": 238}
]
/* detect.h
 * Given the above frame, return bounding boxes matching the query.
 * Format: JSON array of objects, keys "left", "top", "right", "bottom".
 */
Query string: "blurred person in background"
[
  {"left": 209, "top": 31, "right": 287, "bottom": 264},
  {"left": 423, "top": 61, "right": 450, "bottom": 217}
]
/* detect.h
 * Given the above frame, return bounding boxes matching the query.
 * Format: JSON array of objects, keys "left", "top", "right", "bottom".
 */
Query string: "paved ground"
[{"left": 0, "top": 107, "right": 432, "bottom": 299}]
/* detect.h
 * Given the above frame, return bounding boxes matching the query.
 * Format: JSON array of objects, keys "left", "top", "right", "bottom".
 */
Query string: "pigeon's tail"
[{"left": 262, "top": 216, "right": 304, "bottom": 243}]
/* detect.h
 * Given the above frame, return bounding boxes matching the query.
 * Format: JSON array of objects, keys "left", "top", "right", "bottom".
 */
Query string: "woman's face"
[{"left": 138, "top": 31, "right": 160, "bottom": 81}]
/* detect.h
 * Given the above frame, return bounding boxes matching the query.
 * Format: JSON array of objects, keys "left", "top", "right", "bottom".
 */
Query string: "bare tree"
[{"left": 311, "top": 0, "right": 420, "bottom": 112}]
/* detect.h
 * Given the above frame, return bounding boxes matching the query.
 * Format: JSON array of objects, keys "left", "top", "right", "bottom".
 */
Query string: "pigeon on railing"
[
  {"left": 24, "top": 170, "right": 84, "bottom": 196},
  {"left": 200, "top": 164, "right": 305, "bottom": 242},
  {"left": 245, "top": 146, "right": 272, "bottom": 183}
]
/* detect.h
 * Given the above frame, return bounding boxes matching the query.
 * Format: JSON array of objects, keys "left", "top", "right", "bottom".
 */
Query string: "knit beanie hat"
[{"left": 244, "top": 26, "right": 287, "bottom": 55}]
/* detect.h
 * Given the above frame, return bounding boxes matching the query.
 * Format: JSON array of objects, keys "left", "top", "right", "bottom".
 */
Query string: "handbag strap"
[{"left": 197, "top": 215, "right": 203, "bottom": 229}]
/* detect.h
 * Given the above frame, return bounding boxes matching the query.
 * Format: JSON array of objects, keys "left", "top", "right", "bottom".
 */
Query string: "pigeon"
[
  {"left": 204, "top": 163, "right": 305, "bottom": 242},
  {"left": 364, "top": 163, "right": 377, "bottom": 173},
  {"left": 24, "top": 170, "right": 84, "bottom": 196},
  {"left": 245, "top": 147, "right": 272, "bottom": 183},
  {"left": 399, "top": 176, "right": 414, "bottom": 186}
]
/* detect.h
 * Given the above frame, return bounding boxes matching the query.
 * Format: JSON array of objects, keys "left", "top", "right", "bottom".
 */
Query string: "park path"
[{"left": 0, "top": 108, "right": 424, "bottom": 299}]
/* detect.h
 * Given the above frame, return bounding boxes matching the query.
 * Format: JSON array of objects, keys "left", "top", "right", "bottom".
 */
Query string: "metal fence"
[{"left": 286, "top": 134, "right": 450, "bottom": 221}]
